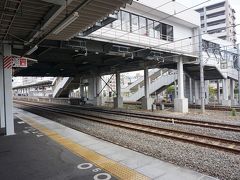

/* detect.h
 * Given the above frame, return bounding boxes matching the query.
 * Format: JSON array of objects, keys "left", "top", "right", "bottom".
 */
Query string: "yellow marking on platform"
[{"left": 16, "top": 113, "right": 149, "bottom": 180}]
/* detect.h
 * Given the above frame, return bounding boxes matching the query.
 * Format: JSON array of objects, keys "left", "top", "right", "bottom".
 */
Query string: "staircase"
[
  {"left": 52, "top": 77, "right": 80, "bottom": 98},
  {"left": 122, "top": 69, "right": 160, "bottom": 93},
  {"left": 202, "top": 40, "right": 239, "bottom": 81},
  {"left": 123, "top": 70, "right": 177, "bottom": 102}
]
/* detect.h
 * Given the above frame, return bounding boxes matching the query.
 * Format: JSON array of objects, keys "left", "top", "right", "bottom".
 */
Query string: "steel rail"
[
  {"left": 15, "top": 101, "right": 240, "bottom": 154},
  {"left": 13, "top": 99, "right": 240, "bottom": 132},
  {"left": 74, "top": 107, "right": 240, "bottom": 132}
]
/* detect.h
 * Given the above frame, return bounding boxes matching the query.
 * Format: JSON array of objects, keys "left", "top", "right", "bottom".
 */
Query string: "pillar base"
[
  {"left": 114, "top": 97, "right": 123, "bottom": 108},
  {"left": 174, "top": 98, "right": 188, "bottom": 113},
  {"left": 222, "top": 100, "right": 231, "bottom": 106},
  {"left": 141, "top": 97, "right": 153, "bottom": 110},
  {"left": 231, "top": 99, "right": 237, "bottom": 106},
  {"left": 205, "top": 99, "right": 209, "bottom": 105},
  {"left": 193, "top": 99, "right": 201, "bottom": 105},
  {"left": 93, "top": 97, "right": 102, "bottom": 106}
]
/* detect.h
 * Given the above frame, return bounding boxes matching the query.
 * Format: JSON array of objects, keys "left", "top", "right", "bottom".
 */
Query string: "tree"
[
  {"left": 166, "top": 85, "right": 175, "bottom": 94},
  {"left": 209, "top": 86, "right": 216, "bottom": 98}
]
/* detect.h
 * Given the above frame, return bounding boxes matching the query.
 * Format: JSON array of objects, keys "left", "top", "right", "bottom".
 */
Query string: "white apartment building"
[{"left": 195, "top": 0, "right": 237, "bottom": 45}]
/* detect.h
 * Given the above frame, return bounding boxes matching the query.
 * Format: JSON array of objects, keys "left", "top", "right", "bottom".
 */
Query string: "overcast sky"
[{"left": 139, "top": 0, "right": 240, "bottom": 43}]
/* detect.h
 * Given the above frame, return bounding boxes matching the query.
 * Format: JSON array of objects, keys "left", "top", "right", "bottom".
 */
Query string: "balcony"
[
  {"left": 207, "top": 23, "right": 226, "bottom": 31},
  {"left": 86, "top": 27, "right": 196, "bottom": 57},
  {"left": 201, "top": 20, "right": 205, "bottom": 24},
  {"left": 209, "top": 31, "right": 227, "bottom": 37},
  {"left": 206, "top": 6, "right": 225, "bottom": 15},
  {"left": 199, "top": 11, "right": 204, "bottom": 16},
  {"left": 207, "top": 15, "right": 226, "bottom": 23}
]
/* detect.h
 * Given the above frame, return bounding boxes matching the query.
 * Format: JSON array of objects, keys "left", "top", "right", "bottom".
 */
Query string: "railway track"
[
  {"left": 15, "top": 100, "right": 240, "bottom": 133},
  {"left": 163, "top": 103, "right": 240, "bottom": 112},
  {"left": 15, "top": 101, "right": 240, "bottom": 154},
  {"left": 14, "top": 100, "right": 240, "bottom": 132},
  {"left": 72, "top": 106, "right": 240, "bottom": 132}
]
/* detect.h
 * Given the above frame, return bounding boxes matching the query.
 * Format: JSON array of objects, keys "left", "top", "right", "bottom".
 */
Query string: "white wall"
[
  {"left": 84, "top": 1, "right": 200, "bottom": 57},
  {"left": 134, "top": 0, "right": 200, "bottom": 27}
]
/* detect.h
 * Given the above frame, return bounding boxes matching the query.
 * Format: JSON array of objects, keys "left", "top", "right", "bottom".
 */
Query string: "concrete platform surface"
[
  {"left": 6, "top": 107, "right": 218, "bottom": 180},
  {"left": 0, "top": 118, "right": 117, "bottom": 180}
]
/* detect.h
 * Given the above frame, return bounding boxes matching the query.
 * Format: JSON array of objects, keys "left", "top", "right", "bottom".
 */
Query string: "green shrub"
[{"left": 231, "top": 108, "right": 236, "bottom": 116}]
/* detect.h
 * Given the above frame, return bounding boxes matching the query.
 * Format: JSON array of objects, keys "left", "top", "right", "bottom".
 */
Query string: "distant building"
[
  {"left": 22, "top": 77, "right": 39, "bottom": 85},
  {"left": 22, "top": 77, "right": 54, "bottom": 86},
  {"left": 101, "top": 72, "right": 143, "bottom": 97},
  {"left": 195, "top": 0, "right": 237, "bottom": 45},
  {"left": 12, "top": 77, "right": 54, "bottom": 87}
]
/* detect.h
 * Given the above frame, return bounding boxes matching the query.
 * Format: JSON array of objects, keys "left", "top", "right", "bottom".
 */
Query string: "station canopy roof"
[{"left": 0, "top": 0, "right": 132, "bottom": 50}]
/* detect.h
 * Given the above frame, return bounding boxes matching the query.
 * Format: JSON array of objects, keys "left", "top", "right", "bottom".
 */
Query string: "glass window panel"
[
  {"left": 147, "top": 19, "right": 154, "bottom": 37},
  {"left": 139, "top": 16, "right": 147, "bottom": 35},
  {"left": 161, "top": 23, "right": 167, "bottom": 40},
  {"left": 112, "top": 11, "right": 121, "bottom": 30},
  {"left": 131, "top": 14, "right": 139, "bottom": 32},
  {"left": 121, "top": 11, "right": 130, "bottom": 32},
  {"left": 167, "top": 25, "right": 173, "bottom": 41},
  {"left": 154, "top": 21, "right": 161, "bottom": 39}
]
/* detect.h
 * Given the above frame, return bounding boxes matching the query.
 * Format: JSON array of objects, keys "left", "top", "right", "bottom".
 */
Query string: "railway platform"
[{"left": 0, "top": 107, "right": 218, "bottom": 180}]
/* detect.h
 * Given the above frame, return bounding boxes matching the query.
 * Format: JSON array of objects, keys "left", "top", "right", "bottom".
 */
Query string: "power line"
[
  {"left": 89, "top": 0, "right": 238, "bottom": 57},
  {"left": 87, "top": 0, "right": 238, "bottom": 67},
  {"left": 157, "top": 33, "right": 240, "bottom": 56},
  {"left": 107, "top": 0, "right": 212, "bottom": 44},
  {"left": 141, "top": 33, "right": 240, "bottom": 65},
  {"left": 88, "top": 0, "right": 174, "bottom": 39},
  {"left": 131, "top": 23, "right": 240, "bottom": 54},
  {"left": 153, "top": 47, "right": 239, "bottom": 66}
]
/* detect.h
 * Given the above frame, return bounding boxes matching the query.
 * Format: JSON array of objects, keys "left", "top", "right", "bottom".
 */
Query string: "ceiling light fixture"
[{"left": 52, "top": 12, "right": 79, "bottom": 35}]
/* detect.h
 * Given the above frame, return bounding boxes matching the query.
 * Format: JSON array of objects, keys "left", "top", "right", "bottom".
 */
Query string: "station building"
[
  {"left": 48, "top": 0, "right": 201, "bottom": 113},
  {"left": 13, "top": 0, "right": 239, "bottom": 112},
  {"left": 2, "top": 0, "right": 240, "bottom": 135}
]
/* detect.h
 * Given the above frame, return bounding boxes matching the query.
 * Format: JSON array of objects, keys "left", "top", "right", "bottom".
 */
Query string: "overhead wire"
[
  {"left": 87, "top": 0, "right": 238, "bottom": 59},
  {"left": 135, "top": 30, "right": 240, "bottom": 67},
  {"left": 87, "top": 0, "right": 238, "bottom": 69},
  {"left": 86, "top": 0, "right": 174, "bottom": 39},
  {"left": 105, "top": 0, "right": 212, "bottom": 44},
  {"left": 149, "top": 32, "right": 240, "bottom": 59},
  {"left": 85, "top": 0, "right": 237, "bottom": 59},
  {"left": 150, "top": 35, "right": 239, "bottom": 68},
  {"left": 131, "top": 23, "right": 240, "bottom": 54}
]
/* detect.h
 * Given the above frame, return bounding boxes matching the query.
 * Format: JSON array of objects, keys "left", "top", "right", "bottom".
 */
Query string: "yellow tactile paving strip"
[{"left": 16, "top": 113, "right": 150, "bottom": 180}]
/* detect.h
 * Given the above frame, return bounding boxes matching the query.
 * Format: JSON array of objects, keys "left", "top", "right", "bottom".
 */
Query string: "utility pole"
[
  {"left": 237, "top": 43, "right": 240, "bottom": 105},
  {"left": 198, "top": 28, "right": 205, "bottom": 113}
]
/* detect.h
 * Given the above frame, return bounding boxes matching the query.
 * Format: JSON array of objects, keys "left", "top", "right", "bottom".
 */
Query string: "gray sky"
[{"left": 140, "top": 0, "right": 240, "bottom": 43}]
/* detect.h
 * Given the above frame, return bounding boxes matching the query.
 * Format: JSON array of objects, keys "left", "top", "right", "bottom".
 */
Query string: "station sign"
[{"left": 12, "top": 57, "right": 28, "bottom": 68}]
